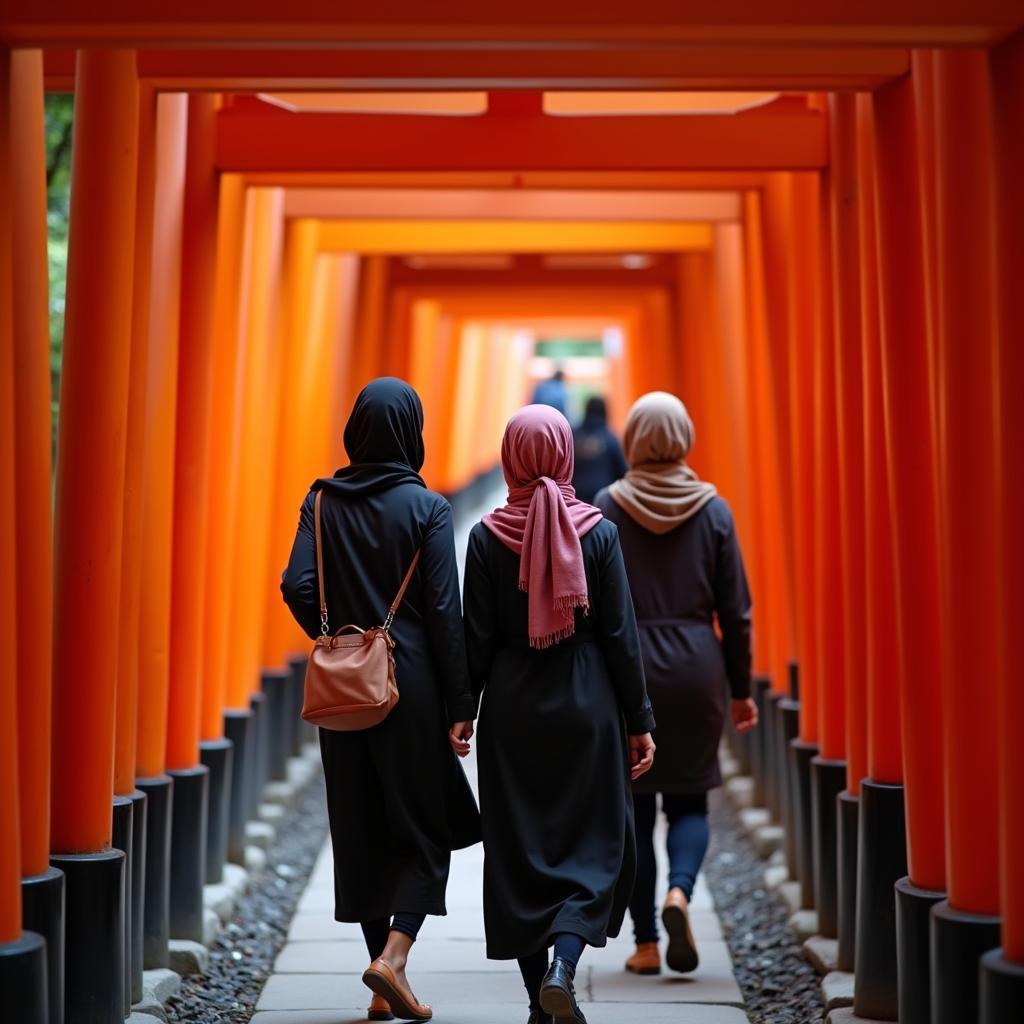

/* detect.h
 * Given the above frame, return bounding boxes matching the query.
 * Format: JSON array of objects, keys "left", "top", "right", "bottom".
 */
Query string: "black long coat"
[
  {"left": 463, "top": 519, "right": 655, "bottom": 959},
  {"left": 594, "top": 492, "right": 752, "bottom": 794},
  {"left": 282, "top": 480, "right": 481, "bottom": 922}
]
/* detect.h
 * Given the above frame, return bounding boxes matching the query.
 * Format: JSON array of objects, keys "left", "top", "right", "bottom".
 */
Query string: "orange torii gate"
[{"left": 0, "top": 6, "right": 1022, "bottom": 1023}]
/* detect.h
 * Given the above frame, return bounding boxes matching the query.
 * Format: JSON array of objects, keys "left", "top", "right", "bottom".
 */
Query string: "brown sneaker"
[
  {"left": 624, "top": 941, "right": 661, "bottom": 975},
  {"left": 662, "top": 889, "right": 699, "bottom": 973},
  {"left": 368, "top": 992, "right": 395, "bottom": 1021}
]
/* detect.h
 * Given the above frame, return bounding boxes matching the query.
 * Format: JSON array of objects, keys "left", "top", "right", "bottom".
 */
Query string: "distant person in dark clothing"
[
  {"left": 572, "top": 396, "right": 628, "bottom": 504},
  {"left": 531, "top": 368, "right": 569, "bottom": 417}
]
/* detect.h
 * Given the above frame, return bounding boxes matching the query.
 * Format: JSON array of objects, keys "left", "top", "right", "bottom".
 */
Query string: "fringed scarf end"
[{"left": 528, "top": 623, "right": 579, "bottom": 650}]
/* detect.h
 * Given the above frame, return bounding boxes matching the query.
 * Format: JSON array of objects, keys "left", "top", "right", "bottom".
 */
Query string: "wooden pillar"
[
  {"left": 325, "top": 255, "right": 361, "bottom": 470},
  {"left": 347, "top": 254, "right": 389, "bottom": 411},
  {"left": 872, "top": 72, "right": 946, "bottom": 896},
  {"left": 167, "top": 93, "right": 220, "bottom": 774},
  {"left": 856, "top": 95, "right": 902, "bottom": 789},
  {"left": 51, "top": 49, "right": 140, "bottom": 853},
  {"left": 135, "top": 93, "right": 189, "bottom": 782},
  {"left": 0, "top": 47, "right": 23, "bottom": 945},
  {"left": 932, "top": 46, "right": 1001, "bottom": 921},
  {"left": 203, "top": 175, "right": 250, "bottom": 725},
  {"left": 9, "top": 49, "right": 52, "bottom": 878},
  {"left": 990, "top": 26, "right": 1024, "bottom": 972}
]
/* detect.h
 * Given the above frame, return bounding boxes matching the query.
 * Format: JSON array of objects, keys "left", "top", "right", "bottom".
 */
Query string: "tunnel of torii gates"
[{"left": 0, "top": 4, "right": 1023, "bottom": 1024}]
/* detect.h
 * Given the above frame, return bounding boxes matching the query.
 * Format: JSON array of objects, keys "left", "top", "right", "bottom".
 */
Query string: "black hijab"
[{"left": 313, "top": 378, "right": 427, "bottom": 498}]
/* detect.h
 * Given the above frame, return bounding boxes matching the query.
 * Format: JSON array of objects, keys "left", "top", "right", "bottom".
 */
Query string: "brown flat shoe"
[
  {"left": 662, "top": 889, "right": 699, "bottom": 974},
  {"left": 368, "top": 992, "right": 395, "bottom": 1021},
  {"left": 624, "top": 941, "right": 661, "bottom": 975},
  {"left": 362, "top": 957, "right": 433, "bottom": 1021}
]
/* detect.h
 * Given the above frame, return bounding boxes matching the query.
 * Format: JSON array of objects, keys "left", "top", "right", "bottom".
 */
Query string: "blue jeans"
[{"left": 630, "top": 792, "right": 710, "bottom": 944}]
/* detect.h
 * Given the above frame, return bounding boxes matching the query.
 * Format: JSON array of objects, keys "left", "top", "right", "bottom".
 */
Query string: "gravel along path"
[
  {"left": 704, "top": 789, "right": 827, "bottom": 1024},
  {"left": 166, "top": 776, "right": 330, "bottom": 1024}
]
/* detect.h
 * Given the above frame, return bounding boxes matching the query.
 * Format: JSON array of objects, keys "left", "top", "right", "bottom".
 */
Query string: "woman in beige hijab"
[{"left": 595, "top": 392, "right": 758, "bottom": 977}]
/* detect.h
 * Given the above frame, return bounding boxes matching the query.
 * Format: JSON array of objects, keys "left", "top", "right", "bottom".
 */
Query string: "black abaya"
[
  {"left": 281, "top": 378, "right": 480, "bottom": 923},
  {"left": 463, "top": 518, "right": 654, "bottom": 960}
]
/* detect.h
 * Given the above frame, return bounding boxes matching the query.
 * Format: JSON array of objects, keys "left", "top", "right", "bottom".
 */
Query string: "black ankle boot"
[{"left": 539, "top": 958, "right": 587, "bottom": 1024}]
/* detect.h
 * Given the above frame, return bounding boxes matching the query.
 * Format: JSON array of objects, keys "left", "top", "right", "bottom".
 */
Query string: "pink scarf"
[{"left": 483, "top": 405, "right": 603, "bottom": 649}]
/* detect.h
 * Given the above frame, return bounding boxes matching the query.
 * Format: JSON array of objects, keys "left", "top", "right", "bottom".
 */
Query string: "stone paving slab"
[
  {"left": 589, "top": 950, "right": 743, "bottom": 1006},
  {"left": 253, "top": 1005, "right": 749, "bottom": 1024}
]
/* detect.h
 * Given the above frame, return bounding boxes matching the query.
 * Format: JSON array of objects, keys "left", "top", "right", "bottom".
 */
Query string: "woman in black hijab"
[{"left": 282, "top": 378, "right": 480, "bottom": 1022}]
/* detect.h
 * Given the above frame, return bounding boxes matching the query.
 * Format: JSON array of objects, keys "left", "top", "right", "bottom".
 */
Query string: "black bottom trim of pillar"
[
  {"left": 200, "top": 738, "right": 233, "bottom": 885},
  {"left": 750, "top": 676, "right": 771, "bottom": 807},
  {"left": 789, "top": 738, "right": 818, "bottom": 908},
  {"left": 810, "top": 756, "right": 847, "bottom": 937},
  {"left": 0, "top": 931, "right": 48, "bottom": 1024},
  {"left": 853, "top": 780, "right": 907, "bottom": 1021},
  {"left": 732, "top": 721, "right": 751, "bottom": 776},
  {"left": 249, "top": 690, "right": 269, "bottom": 818},
  {"left": 262, "top": 669, "right": 292, "bottom": 783},
  {"left": 50, "top": 848, "right": 125, "bottom": 1022},
  {"left": 167, "top": 765, "right": 210, "bottom": 941},
  {"left": 136, "top": 774, "right": 172, "bottom": 969},
  {"left": 980, "top": 948, "right": 1024, "bottom": 1024},
  {"left": 895, "top": 877, "right": 944, "bottom": 1024},
  {"left": 788, "top": 660, "right": 800, "bottom": 702},
  {"left": 127, "top": 789, "right": 147, "bottom": 1005},
  {"left": 837, "top": 790, "right": 859, "bottom": 972},
  {"left": 21, "top": 866, "right": 64, "bottom": 1024},
  {"left": 288, "top": 656, "right": 307, "bottom": 758},
  {"left": 112, "top": 795, "right": 134, "bottom": 1013},
  {"left": 930, "top": 899, "right": 1001, "bottom": 1024},
  {"left": 224, "top": 709, "right": 255, "bottom": 864},
  {"left": 777, "top": 699, "right": 800, "bottom": 879},
  {"left": 764, "top": 691, "right": 783, "bottom": 822}
]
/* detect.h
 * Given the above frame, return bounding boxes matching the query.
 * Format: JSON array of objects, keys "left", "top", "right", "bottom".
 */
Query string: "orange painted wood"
[
  {"left": 0, "top": 49, "right": 25, "bottom": 942},
  {"left": 991, "top": 24, "right": 1024, "bottom": 966},
  {"left": 741, "top": 191, "right": 794, "bottom": 692},
  {"left": 872, "top": 70, "right": 946, "bottom": 893},
  {"left": 216, "top": 103, "right": 827, "bottom": 174},
  {"left": 116, "top": 82, "right": 156, "bottom": 793},
  {"left": 346, "top": 255, "right": 389, "bottom": 417},
  {"left": 9, "top": 49, "right": 53, "bottom": 873},
  {"left": 166, "top": 93, "right": 221, "bottom": 771},
  {"left": 50, "top": 50, "right": 140, "bottom": 852},
  {"left": 787, "top": 173, "right": 822, "bottom": 744},
  {"left": 933, "top": 48, "right": 1001, "bottom": 917},
  {"left": 855, "top": 95, "right": 902, "bottom": 787},
  {"left": 202, "top": 175, "right": 251, "bottom": 723},
  {"left": 229, "top": 187, "right": 285, "bottom": 703},
  {"left": 135, "top": 93, "right": 189, "bottom": 781}
]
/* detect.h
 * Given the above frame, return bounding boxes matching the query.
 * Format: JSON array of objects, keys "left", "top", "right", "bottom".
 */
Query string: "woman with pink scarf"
[{"left": 460, "top": 405, "right": 656, "bottom": 1024}]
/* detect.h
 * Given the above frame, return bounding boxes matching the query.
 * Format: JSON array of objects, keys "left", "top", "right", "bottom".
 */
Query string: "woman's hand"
[
  {"left": 731, "top": 697, "right": 759, "bottom": 734},
  {"left": 629, "top": 733, "right": 656, "bottom": 781},
  {"left": 449, "top": 721, "right": 474, "bottom": 758}
]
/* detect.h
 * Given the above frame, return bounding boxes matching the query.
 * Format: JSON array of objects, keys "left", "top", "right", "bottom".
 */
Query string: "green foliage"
[{"left": 45, "top": 94, "right": 73, "bottom": 443}]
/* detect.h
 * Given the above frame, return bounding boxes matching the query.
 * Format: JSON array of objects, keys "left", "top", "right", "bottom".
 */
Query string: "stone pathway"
[{"left": 251, "top": 482, "right": 749, "bottom": 1024}]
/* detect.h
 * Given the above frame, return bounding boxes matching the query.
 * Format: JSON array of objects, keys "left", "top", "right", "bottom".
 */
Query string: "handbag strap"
[{"left": 314, "top": 489, "right": 422, "bottom": 637}]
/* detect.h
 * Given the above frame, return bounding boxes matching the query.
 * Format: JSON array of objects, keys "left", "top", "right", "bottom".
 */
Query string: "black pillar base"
[
  {"left": 788, "top": 661, "right": 800, "bottom": 701},
  {"left": 224, "top": 709, "right": 255, "bottom": 864},
  {"left": 853, "top": 780, "right": 907, "bottom": 1021},
  {"left": 127, "top": 789, "right": 146, "bottom": 1005},
  {"left": 764, "top": 691, "right": 784, "bottom": 822},
  {"left": 262, "top": 668, "right": 292, "bottom": 784},
  {"left": 750, "top": 675, "right": 771, "bottom": 807},
  {"left": 112, "top": 795, "right": 134, "bottom": 1013},
  {"left": 50, "top": 848, "right": 125, "bottom": 1023},
  {"left": 895, "top": 877, "right": 944, "bottom": 1024},
  {"left": 136, "top": 774, "right": 172, "bottom": 969},
  {"left": 200, "top": 738, "right": 233, "bottom": 885},
  {"left": 777, "top": 698, "right": 800, "bottom": 879},
  {"left": 0, "top": 931, "right": 48, "bottom": 1024},
  {"left": 980, "top": 949, "right": 1024, "bottom": 1024},
  {"left": 837, "top": 790, "right": 859, "bottom": 972},
  {"left": 21, "top": 866, "right": 64, "bottom": 1024},
  {"left": 790, "top": 738, "right": 819, "bottom": 909},
  {"left": 167, "top": 765, "right": 209, "bottom": 941},
  {"left": 288, "top": 656, "right": 307, "bottom": 758},
  {"left": 810, "top": 756, "right": 847, "bottom": 938},
  {"left": 249, "top": 689, "right": 269, "bottom": 818},
  {"left": 930, "top": 899, "right": 1001, "bottom": 1024}
]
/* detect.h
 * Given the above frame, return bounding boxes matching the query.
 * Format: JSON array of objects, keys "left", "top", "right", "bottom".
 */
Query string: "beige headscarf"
[{"left": 608, "top": 392, "right": 717, "bottom": 534}]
